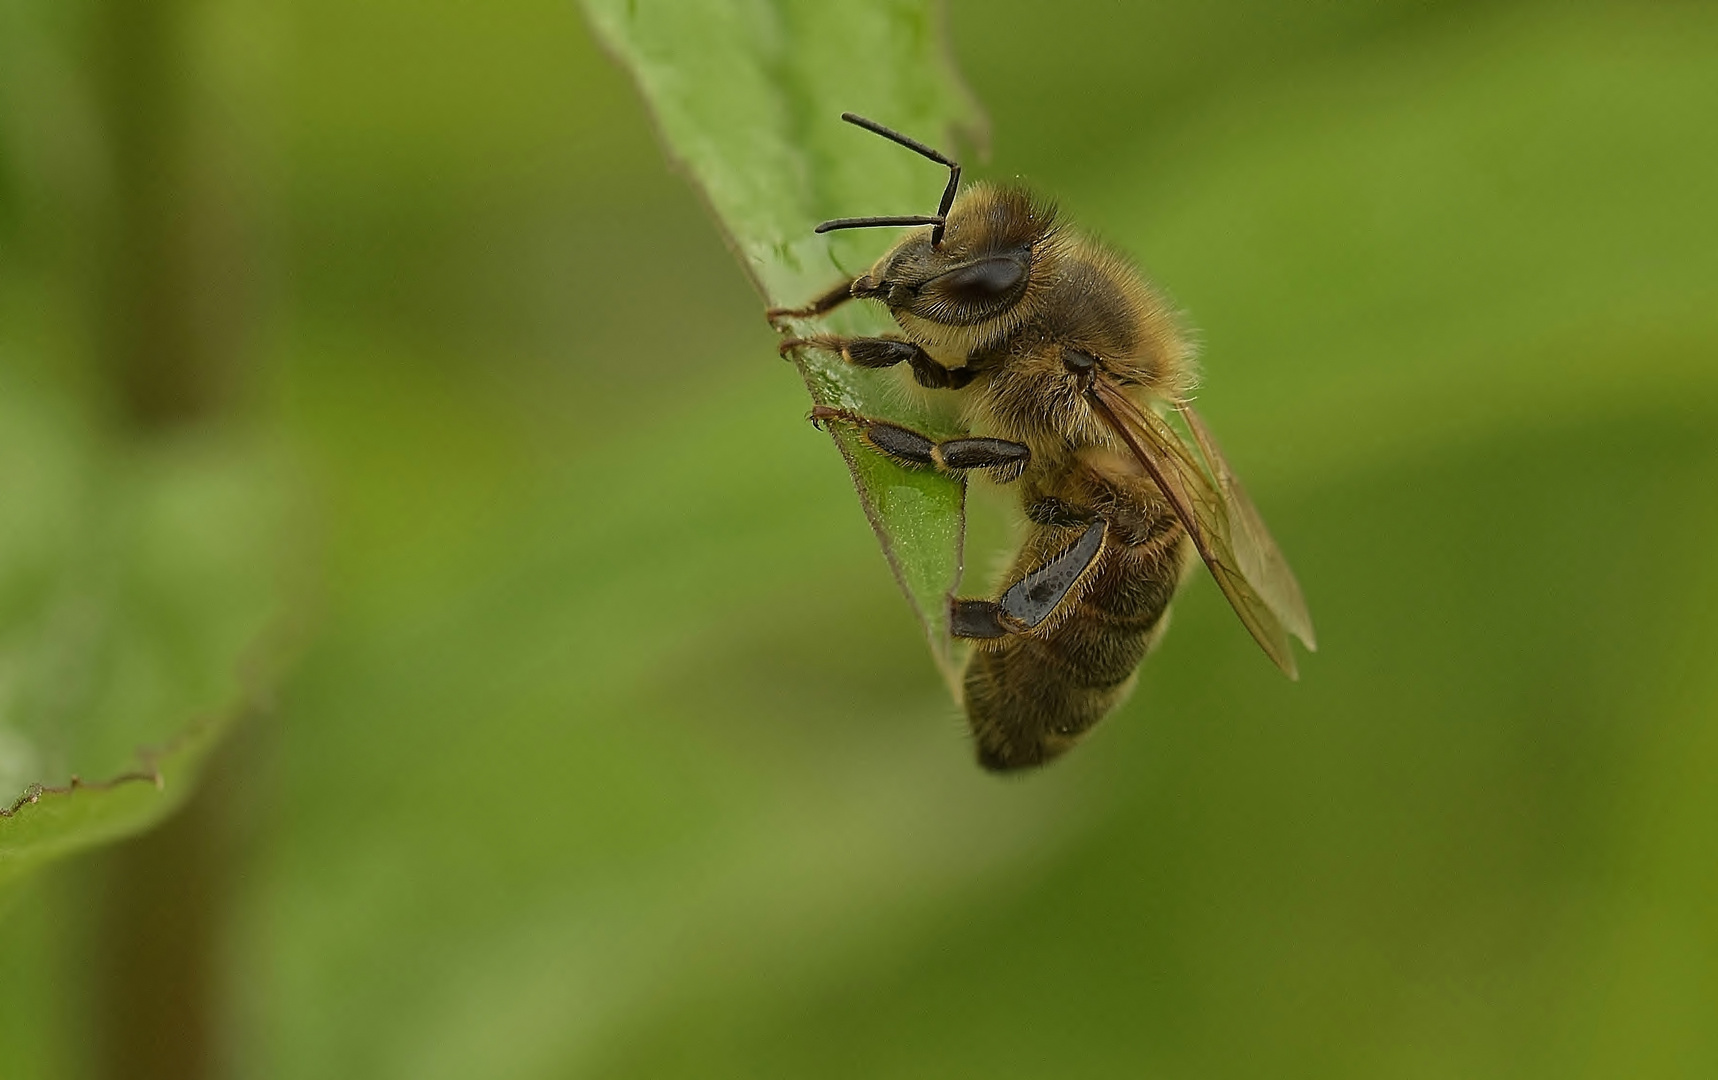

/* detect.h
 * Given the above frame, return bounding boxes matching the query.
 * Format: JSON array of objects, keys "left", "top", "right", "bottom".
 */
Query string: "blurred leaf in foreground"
[
  {"left": 0, "top": 376, "right": 296, "bottom": 895},
  {"left": 581, "top": 0, "right": 985, "bottom": 682}
]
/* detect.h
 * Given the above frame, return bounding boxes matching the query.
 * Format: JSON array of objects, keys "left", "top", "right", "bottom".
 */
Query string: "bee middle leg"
[
  {"left": 951, "top": 519, "right": 1108, "bottom": 639},
  {"left": 810, "top": 406, "right": 1029, "bottom": 482},
  {"left": 781, "top": 335, "right": 978, "bottom": 391}
]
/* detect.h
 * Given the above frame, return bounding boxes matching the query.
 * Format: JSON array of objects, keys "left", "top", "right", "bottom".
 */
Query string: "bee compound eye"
[
  {"left": 1062, "top": 349, "right": 1099, "bottom": 373},
  {"left": 928, "top": 256, "right": 1027, "bottom": 306}
]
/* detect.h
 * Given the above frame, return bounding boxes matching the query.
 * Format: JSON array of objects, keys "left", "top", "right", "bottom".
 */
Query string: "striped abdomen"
[{"left": 961, "top": 513, "right": 1189, "bottom": 771}]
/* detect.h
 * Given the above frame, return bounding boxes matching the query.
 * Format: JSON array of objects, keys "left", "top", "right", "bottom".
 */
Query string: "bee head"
[
  {"left": 849, "top": 185, "right": 1056, "bottom": 332},
  {"left": 815, "top": 114, "right": 1060, "bottom": 347}
]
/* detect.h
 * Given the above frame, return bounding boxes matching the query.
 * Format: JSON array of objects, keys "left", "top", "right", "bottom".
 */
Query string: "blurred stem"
[
  {"left": 80, "top": 1, "right": 263, "bottom": 1076},
  {"left": 94, "top": 756, "right": 225, "bottom": 1080},
  {"left": 89, "top": 0, "right": 245, "bottom": 431}
]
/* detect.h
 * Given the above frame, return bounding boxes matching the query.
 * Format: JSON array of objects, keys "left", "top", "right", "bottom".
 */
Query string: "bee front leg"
[
  {"left": 766, "top": 278, "right": 859, "bottom": 327},
  {"left": 951, "top": 520, "right": 1108, "bottom": 639},
  {"left": 783, "top": 336, "right": 978, "bottom": 390},
  {"left": 810, "top": 407, "right": 1030, "bottom": 483}
]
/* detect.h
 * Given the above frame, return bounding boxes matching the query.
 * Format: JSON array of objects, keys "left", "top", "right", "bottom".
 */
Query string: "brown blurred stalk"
[
  {"left": 89, "top": 0, "right": 255, "bottom": 431},
  {"left": 82, "top": 0, "right": 268, "bottom": 1076}
]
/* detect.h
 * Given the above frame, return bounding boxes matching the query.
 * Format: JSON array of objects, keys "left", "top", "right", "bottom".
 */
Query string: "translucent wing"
[
  {"left": 1088, "top": 380, "right": 1316, "bottom": 678},
  {"left": 1178, "top": 403, "right": 1317, "bottom": 652}
]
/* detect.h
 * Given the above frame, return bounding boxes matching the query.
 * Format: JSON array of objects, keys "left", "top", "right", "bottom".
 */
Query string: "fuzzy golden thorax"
[
  {"left": 853, "top": 183, "right": 1196, "bottom": 459},
  {"left": 973, "top": 234, "right": 1197, "bottom": 457}
]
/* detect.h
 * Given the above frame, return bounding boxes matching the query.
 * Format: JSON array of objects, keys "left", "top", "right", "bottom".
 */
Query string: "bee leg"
[
  {"left": 782, "top": 336, "right": 978, "bottom": 390},
  {"left": 1024, "top": 496, "right": 1097, "bottom": 528},
  {"left": 837, "top": 338, "right": 979, "bottom": 391},
  {"left": 950, "top": 599, "right": 1010, "bottom": 639},
  {"left": 766, "top": 277, "right": 859, "bottom": 327},
  {"left": 952, "top": 520, "right": 1108, "bottom": 639},
  {"left": 809, "top": 406, "right": 1030, "bottom": 482}
]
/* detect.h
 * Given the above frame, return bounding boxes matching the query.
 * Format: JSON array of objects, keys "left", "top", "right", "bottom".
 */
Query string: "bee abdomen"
[{"left": 962, "top": 534, "right": 1187, "bottom": 772}]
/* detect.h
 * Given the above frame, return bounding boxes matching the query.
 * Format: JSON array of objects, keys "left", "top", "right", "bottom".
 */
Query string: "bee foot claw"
[{"left": 808, "top": 405, "right": 859, "bottom": 430}]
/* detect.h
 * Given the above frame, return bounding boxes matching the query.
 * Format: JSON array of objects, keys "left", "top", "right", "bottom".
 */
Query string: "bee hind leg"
[
  {"left": 1024, "top": 496, "right": 1097, "bottom": 528},
  {"left": 809, "top": 407, "right": 1029, "bottom": 482},
  {"left": 950, "top": 599, "right": 1010, "bottom": 639},
  {"left": 951, "top": 519, "right": 1108, "bottom": 639}
]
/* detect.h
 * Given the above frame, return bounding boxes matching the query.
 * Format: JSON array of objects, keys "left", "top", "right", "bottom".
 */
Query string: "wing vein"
[{"left": 1086, "top": 380, "right": 1311, "bottom": 678}]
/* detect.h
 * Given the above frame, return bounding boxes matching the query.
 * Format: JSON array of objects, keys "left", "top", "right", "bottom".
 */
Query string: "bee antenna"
[
  {"left": 817, "top": 112, "right": 962, "bottom": 246},
  {"left": 814, "top": 214, "right": 946, "bottom": 235}
]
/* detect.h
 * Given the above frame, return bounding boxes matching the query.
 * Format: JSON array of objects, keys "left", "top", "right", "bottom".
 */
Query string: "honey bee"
[{"left": 771, "top": 113, "right": 1315, "bottom": 771}]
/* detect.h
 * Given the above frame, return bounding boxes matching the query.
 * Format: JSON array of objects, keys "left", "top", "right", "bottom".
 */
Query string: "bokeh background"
[{"left": 4, "top": 0, "right": 1718, "bottom": 1076}]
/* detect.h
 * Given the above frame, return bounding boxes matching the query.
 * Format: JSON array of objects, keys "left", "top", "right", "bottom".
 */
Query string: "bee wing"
[
  {"left": 1088, "top": 381, "right": 1315, "bottom": 679},
  {"left": 1176, "top": 403, "right": 1317, "bottom": 653}
]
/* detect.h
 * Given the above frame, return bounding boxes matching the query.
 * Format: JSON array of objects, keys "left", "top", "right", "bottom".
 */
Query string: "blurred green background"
[{"left": 4, "top": 0, "right": 1718, "bottom": 1076}]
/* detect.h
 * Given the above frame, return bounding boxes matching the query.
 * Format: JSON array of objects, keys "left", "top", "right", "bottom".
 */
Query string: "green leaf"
[
  {"left": 0, "top": 376, "right": 295, "bottom": 893},
  {"left": 581, "top": 0, "right": 984, "bottom": 683}
]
